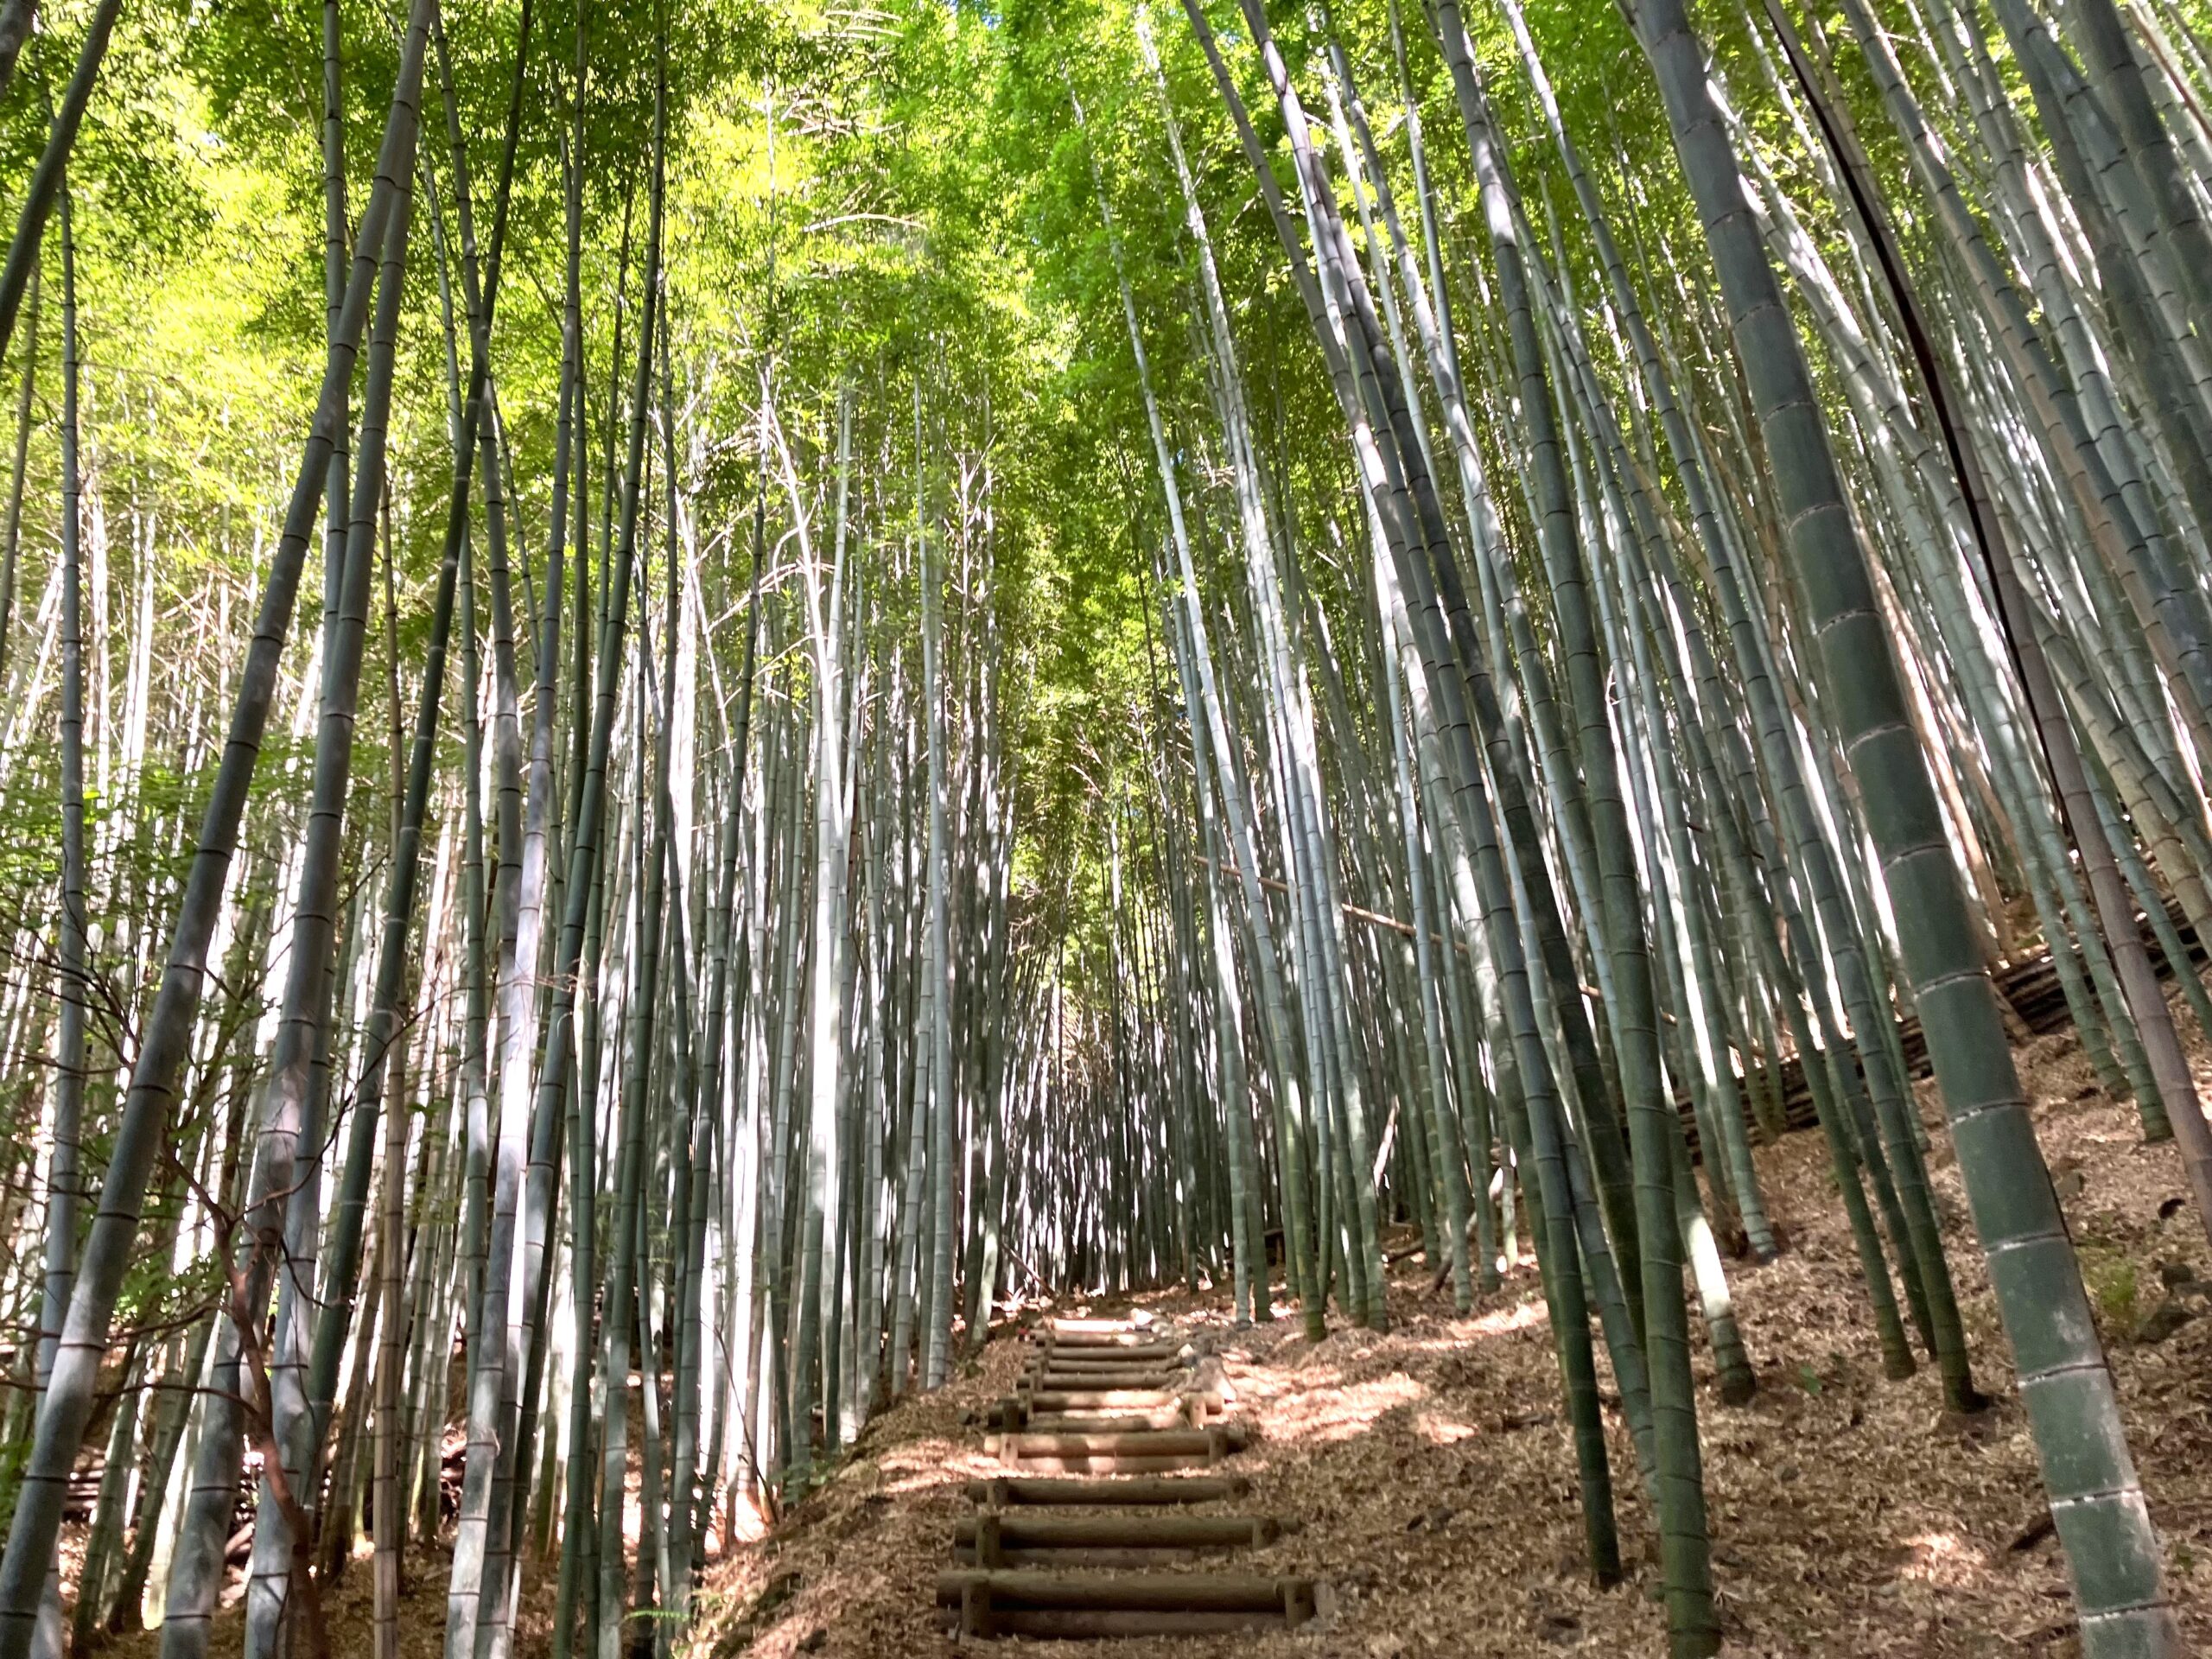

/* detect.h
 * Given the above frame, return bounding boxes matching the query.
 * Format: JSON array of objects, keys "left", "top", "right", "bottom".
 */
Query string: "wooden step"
[
  {"left": 963, "top": 1474, "right": 1252, "bottom": 1507},
  {"left": 1027, "top": 1371, "right": 1185, "bottom": 1393},
  {"left": 938, "top": 1569, "right": 1317, "bottom": 1638},
  {"left": 988, "top": 1428, "right": 1247, "bottom": 1459},
  {"left": 954, "top": 1546, "right": 1238, "bottom": 1570},
  {"left": 1020, "top": 1387, "right": 1219, "bottom": 1413},
  {"left": 1015, "top": 1409, "right": 1199, "bottom": 1434},
  {"left": 957, "top": 1514, "right": 1280, "bottom": 1550},
  {"left": 1021, "top": 1362, "right": 1194, "bottom": 1389},
  {"left": 1033, "top": 1359, "right": 1188, "bottom": 1377},
  {"left": 995, "top": 1453, "right": 1224, "bottom": 1475},
  {"left": 1033, "top": 1361, "right": 1190, "bottom": 1378},
  {"left": 954, "top": 1507, "right": 1279, "bottom": 1569},
  {"left": 1033, "top": 1343, "right": 1186, "bottom": 1363},
  {"left": 1046, "top": 1317, "right": 1156, "bottom": 1337},
  {"left": 995, "top": 1393, "right": 1221, "bottom": 1431},
  {"left": 988, "top": 1427, "right": 1247, "bottom": 1473},
  {"left": 1039, "top": 1338, "right": 1186, "bottom": 1363},
  {"left": 1045, "top": 1336, "right": 1171, "bottom": 1351},
  {"left": 1027, "top": 1353, "right": 1188, "bottom": 1374}
]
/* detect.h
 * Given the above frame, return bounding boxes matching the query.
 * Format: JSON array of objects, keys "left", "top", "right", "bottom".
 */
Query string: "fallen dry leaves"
[
  {"left": 81, "top": 999, "right": 2212, "bottom": 1658},
  {"left": 683, "top": 1001, "right": 2211, "bottom": 1659}
]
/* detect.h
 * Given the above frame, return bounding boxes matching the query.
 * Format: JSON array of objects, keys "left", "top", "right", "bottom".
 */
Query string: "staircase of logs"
[
  {"left": 1696, "top": 896, "right": 2206, "bottom": 1152},
  {"left": 937, "top": 1316, "right": 1319, "bottom": 1639}
]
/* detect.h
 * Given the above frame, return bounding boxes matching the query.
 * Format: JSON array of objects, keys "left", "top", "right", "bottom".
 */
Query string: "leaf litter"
[
  {"left": 79, "top": 1002, "right": 2212, "bottom": 1657},
  {"left": 685, "top": 1003, "right": 2211, "bottom": 1658}
]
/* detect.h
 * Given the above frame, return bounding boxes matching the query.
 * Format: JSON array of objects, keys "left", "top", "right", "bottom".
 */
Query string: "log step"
[
  {"left": 993, "top": 1393, "right": 1222, "bottom": 1431},
  {"left": 996, "top": 1453, "right": 1221, "bottom": 1475},
  {"left": 1035, "top": 1362, "right": 1194, "bottom": 1380},
  {"left": 954, "top": 1547, "right": 1236, "bottom": 1569},
  {"left": 1018, "top": 1410, "right": 1201, "bottom": 1434},
  {"left": 947, "top": 1609, "right": 1309, "bottom": 1637},
  {"left": 1021, "top": 1388, "right": 1219, "bottom": 1412},
  {"left": 1033, "top": 1345, "right": 1187, "bottom": 1366},
  {"left": 938, "top": 1570, "right": 1317, "bottom": 1638},
  {"left": 988, "top": 1427, "right": 1248, "bottom": 1474},
  {"left": 987, "top": 1429, "right": 1248, "bottom": 1459},
  {"left": 958, "top": 1514, "right": 1281, "bottom": 1549},
  {"left": 1046, "top": 1318, "right": 1157, "bottom": 1337},
  {"left": 1030, "top": 1363, "right": 1188, "bottom": 1382},
  {"left": 1026, "top": 1367, "right": 1189, "bottom": 1387},
  {"left": 1040, "top": 1339, "right": 1185, "bottom": 1363},
  {"left": 1033, "top": 1363, "right": 1189, "bottom": 1380},
  {"left": 955, "top": 1512, "right": 1279, "bottom": 1569},
  {"left": 963, "top": 1474, "right": 1252, "bottom": 1506}
]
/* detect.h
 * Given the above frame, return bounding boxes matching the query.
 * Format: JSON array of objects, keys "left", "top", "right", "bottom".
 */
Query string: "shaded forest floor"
[
  {"left": 686, "top": 1012, "right": 2212, "bottom": 1659},
  {"left": 79, "top": 1004, "right": 2212, "bottom": 1658}
]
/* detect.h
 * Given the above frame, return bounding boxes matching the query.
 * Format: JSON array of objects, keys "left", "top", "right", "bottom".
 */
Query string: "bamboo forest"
[{"left": 3, "top": 0, "right": 2212, "bottom": 1650}]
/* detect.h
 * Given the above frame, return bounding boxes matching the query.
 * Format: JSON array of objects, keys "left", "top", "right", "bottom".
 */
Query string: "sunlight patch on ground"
[
  {"left": 1265, "top": 1370, "right": 1426, "bottom": 1444},
  {"left": 1376, "top": 1295, "right": 1551, "bottom": 1356},
  {"left": 1414, "top": 1408, "right": 1480, "bottom": 1445},
  {"left": 1220, "top": 1363, "right": 1338, "bottom": 1406},
  {"left": 1896, "top": 1531, "right": 1986, "bottom": 1589},
  {"left": 1459, "top": 1298, "right": 1549, "bottom": 1339},
  {"left": 720, "top": 1503, "right": 772, "bottom": 1547},
  {"left": 879, "top": 1437, "right": 997, "bottom": 1496}
]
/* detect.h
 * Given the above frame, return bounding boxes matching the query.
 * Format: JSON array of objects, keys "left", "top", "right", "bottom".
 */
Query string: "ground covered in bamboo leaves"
[
  {"left": 72, "top": 1014, "right": 2211, "bottom": 1659},
  {"left": 677, "top": 1017, "right": 2211, "bottom": 1659},
  {"left": 94, "top": 1559, "right": 473, "bottom": 1659}
]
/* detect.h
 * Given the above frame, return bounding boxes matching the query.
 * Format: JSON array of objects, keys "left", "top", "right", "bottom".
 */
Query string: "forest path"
[
  {"left": 688, "top": 1014, "right": 2212, "bottom": 1657},
  {"left": 938, "top": 1317, "right": 1318, "bottom": 1637}
]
